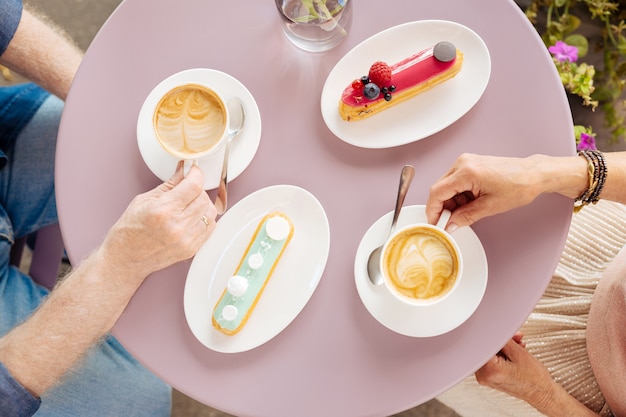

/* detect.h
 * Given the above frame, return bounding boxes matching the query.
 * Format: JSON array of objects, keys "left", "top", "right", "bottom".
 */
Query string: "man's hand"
[{"left": 100, "top": 162, "right": 216, "bottom": 280}]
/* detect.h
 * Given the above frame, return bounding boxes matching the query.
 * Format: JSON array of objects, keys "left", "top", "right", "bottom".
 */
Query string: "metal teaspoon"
[
  {"left": 366, "top": 164, "right": 415, "bottom": 285},
  {"left": 215, "top": 98, "right": 245, "bottom": 215}
]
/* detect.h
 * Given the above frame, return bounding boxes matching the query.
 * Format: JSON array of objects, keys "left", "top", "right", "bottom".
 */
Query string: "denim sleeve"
[
  {"left": 0, "top": 361, "right": 41, "bottom": 416},
  {"left": 0, "top": 0, "right": 23, "bottom": 56}
]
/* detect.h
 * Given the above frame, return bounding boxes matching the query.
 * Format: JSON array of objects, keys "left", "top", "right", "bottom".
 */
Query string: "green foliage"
[{"left": 524, "top": 0, "right": 626, "bottom": 143}]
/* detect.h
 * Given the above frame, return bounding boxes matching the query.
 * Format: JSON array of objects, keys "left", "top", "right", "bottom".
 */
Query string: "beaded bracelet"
[{"left": 574, "top": 150, "right": 607, "bottom": 212}]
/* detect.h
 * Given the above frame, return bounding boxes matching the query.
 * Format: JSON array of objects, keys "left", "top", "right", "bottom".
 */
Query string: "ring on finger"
[{"left": 200, "top": 215, "right": 211, "bottom": 228}]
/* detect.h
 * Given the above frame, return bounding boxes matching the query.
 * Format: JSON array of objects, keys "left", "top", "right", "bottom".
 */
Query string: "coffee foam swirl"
[
  {"left": 154, "top": 85, "right": 226, "bottom": 157},
  {"left": 385, "top": 229, "right": 457, "bottom": 300}
]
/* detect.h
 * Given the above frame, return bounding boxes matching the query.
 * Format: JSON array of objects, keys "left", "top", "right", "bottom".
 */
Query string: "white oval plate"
[
  {"left": 321, "top": 20, "right": 491, "bottom": 148},
  {"left": 137, "top": 68, "right": 261, "bottom": 189},
  {"left": 354, "top": 205, "right": 488, "bottom": 337},
  {"left": 184, "top": 185, "right": 330, "bottom": 353}
]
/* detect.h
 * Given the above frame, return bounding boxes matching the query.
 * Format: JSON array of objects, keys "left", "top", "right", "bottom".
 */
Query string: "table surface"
[{"left": 55, "top": 1, "right": 575, "bottom": 416}]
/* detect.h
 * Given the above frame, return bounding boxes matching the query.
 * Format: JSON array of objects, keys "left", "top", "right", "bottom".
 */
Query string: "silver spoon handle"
[
  {"left": 214, "top": 98, "right": 245, "bottom": 216},
  {"left": 388, "top": 165, "right": 415, "bottom": 237},
  {"left": 214, "top": 141, "right": 231, "bottom": 215}
]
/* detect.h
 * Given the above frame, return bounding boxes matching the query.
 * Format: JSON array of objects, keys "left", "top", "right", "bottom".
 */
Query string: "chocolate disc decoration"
[{"left": 433, "top": 41, "right": 457, "bottom": 62}]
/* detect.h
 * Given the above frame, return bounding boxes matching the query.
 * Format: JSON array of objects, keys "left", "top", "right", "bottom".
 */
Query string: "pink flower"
[
  {"left": 548, "top": 41, "right": 578, "bottom": 63},
  {"left": 577, "top": 132, "right": 597, "bottom": 151}
]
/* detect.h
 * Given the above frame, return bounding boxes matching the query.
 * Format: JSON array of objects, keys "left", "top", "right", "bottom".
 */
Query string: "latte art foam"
[
  {"left": 383, "top": 228, "right": 458, "bottom": 300},
  {"left": 154, "top": 84, "right": 226, "bottom": 158}
]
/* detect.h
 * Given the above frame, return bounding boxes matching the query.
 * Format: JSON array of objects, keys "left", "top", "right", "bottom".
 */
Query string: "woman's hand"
[
  {"left": 476, "top": 333, "right": 598, "bottom": 417},
  {"left": 426, "top": 154, "right": 544, "bottom": 229},
  {"left": 476, "top": 333, "right": 554, "bottom": 408}
]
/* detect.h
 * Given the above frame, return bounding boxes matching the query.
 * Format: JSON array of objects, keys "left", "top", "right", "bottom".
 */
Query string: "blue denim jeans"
[{"left": 0, "top": 85, "right": 171, "bottom": 416}]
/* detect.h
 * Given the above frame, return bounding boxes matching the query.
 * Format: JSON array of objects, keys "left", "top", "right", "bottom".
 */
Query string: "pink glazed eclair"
[{"left": 338, "top": 41, "right": 464, "bottom": 121}]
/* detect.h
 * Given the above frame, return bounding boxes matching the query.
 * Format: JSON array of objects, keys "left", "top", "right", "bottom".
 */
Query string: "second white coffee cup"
[{"left": 380, "top": 210, "right": 463, "bottom": 306}]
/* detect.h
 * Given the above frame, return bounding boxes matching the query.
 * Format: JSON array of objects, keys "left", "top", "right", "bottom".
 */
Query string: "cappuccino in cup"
[
  {"left": 381, "top": 222, "right": 462, "bottom": 305},
  {"left": 153, "top": 83, "right": 228, "bottom": 160}
]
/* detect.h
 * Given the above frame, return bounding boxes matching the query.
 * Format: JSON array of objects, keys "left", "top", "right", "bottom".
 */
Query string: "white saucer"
[
  {"left": 184, "top": 185, "right": 330, "bottom": 353},
  {"left": 137, "top": 69, "right": 262, "bottom": 190},
  {"left": 354, "top": 205, "right": 488, "bottom": 337}
]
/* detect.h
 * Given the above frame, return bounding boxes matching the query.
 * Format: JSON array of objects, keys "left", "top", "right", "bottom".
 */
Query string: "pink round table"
[{"left": 56, "top": 0, "right": 574, "bottom": 416}]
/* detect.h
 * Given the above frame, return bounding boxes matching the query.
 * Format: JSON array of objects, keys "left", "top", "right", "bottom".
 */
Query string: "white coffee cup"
[
  {"left": 142, "top": 72, "right": 234, "bottom": 184},
  {"left": 153, "top": 83, "right": 229, "bottom": 160},
  {"left": 380, "top": 210, "right": 463, "bottom": 306}
]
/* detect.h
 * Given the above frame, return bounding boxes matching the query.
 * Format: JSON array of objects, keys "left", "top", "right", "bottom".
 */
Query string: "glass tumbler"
[{"left": 275, "top": 0, "right": 353, "bottom": 52}]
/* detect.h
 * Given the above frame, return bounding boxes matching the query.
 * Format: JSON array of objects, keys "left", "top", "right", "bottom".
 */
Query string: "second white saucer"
[{"left": 354, "top": 205, "right": 488, "bottom": 337}]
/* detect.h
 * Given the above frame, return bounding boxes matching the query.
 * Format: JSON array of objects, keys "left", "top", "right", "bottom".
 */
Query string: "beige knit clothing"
[{"left": 437, "top": 200, "right": 626, "bottom": 417}]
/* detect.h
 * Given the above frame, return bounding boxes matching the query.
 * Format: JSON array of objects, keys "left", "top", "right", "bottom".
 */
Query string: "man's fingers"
[
  {"left": 159, "top": 164, "right": 206, "bottom": 206},
  {"left": 158, "top": 160, "right": 185, "bottom": 191}
]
